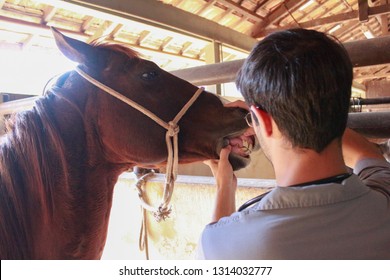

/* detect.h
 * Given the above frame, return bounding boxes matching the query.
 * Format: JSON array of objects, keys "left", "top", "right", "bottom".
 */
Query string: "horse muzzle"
[{"left": 217, "top": 130, "right": 260, "bottom": 170}]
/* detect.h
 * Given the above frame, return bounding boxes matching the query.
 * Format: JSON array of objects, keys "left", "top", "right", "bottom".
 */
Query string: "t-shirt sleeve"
[{"left": 354, "top": 158, "right": 390, "bottom": 192}]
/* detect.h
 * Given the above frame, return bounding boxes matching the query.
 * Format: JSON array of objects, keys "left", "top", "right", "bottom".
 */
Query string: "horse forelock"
[{"left": 0, "top": 98, "right": 71, "bottom": 259}]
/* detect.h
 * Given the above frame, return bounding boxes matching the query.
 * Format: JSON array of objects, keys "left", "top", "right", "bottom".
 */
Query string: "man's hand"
[
  {"left": 203, "top": 99, "right": 251, "bottom": 223},
  {"left": 204, "top": 144, "right": 237, "bottom": 223},
  {"left": 223, "top": 99, "right": 249, "bottom": 111}
]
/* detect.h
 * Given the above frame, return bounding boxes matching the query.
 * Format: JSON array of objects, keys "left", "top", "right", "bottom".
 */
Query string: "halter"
[{"left": 75, "top": 66, "right": 203, "bottom": 221}]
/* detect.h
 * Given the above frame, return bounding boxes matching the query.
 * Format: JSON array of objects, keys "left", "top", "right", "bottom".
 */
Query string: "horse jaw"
[{"left": 216, "top": 131, "right": 260, "bottom": 171}]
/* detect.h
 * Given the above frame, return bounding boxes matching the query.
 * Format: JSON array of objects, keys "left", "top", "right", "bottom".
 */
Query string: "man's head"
[{"left": 236, "top": 28, "right": 353, "bottom": 153}]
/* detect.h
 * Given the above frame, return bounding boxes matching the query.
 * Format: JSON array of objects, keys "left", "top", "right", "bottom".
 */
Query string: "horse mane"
[
  {"left": 92, "top": 41, "right": 140, "bottom": 59},
  {"left": 0, "top": 41, "right": 139, "bottom": 259},
  {"left": 0, "top": 93, "right": 70, "bottom": 259}
]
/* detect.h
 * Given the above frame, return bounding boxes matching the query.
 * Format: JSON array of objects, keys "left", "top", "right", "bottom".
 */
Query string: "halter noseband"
[{"left": 75, "top": 66, "right": 203, "bottom": 221}]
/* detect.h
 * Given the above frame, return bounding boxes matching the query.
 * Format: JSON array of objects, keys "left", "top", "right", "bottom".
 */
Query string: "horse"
[{"left": 0, "top": 28, "right": 257, "bottom": 259}]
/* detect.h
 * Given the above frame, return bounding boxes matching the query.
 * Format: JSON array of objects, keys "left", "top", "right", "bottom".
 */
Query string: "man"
[{"left": 197, "top": 28, "right": 390, "bottom": 259}]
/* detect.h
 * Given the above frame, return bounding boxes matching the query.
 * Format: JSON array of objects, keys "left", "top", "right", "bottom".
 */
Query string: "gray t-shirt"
[{"left": 197, "top": 158, "right": 390, "bottom": 259}]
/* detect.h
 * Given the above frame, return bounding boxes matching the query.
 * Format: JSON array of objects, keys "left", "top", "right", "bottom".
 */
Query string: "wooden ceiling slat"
[
  {"left": 171, "top": 35, "right": 390, "bottom": 85},
  {"left": 258, "top": 2, "right": 390, "bottom": 38},
  {"left": 251, "top": 0, "right": 307, "bottom": 37},
  {"left": 358, "top": 0, "right": 369, "bottom": 22},
  {"left": 62, "top": 0, "right": 257, "bottom": 51},
  {"left": 0, "top": 0, "right": 389, "bottom": 86}
]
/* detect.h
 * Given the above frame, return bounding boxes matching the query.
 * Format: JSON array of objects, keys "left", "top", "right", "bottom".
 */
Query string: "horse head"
[{"left": 52, "top": 28, "right": 258, "bottom": 171}]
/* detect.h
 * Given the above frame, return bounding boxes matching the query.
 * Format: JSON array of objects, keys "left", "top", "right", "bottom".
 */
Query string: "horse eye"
[{"left": 141, "top": 71, "right": 158, "bottom": 80}]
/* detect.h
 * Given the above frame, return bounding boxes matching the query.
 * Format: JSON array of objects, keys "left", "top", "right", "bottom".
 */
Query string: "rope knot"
[
  {"left": 153, "top": 205, "right": 172, "bottom": 222},
  {"left": 167, "top": 121, "right": 180, "bottom": 137}
]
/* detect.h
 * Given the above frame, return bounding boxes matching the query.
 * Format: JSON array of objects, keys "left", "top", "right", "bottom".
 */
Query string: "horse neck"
[
  {"left": 41, "top": 76, "right": 131, "bottom": 259},
  {"left": 0, "top": 75, "right": 128, "bottom": 259}
]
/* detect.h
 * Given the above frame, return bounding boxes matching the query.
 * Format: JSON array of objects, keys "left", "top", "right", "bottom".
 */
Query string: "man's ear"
[{"left": 250, "top": 105, "right": 273, "bottom": 136}]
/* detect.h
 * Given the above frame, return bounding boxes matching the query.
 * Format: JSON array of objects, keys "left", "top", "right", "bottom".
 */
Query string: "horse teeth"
[{"left": 240, "top": 139, "right": 253, "bottom": 155}]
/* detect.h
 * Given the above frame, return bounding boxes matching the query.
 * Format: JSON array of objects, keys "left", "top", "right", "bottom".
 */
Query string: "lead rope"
[{"left": 75, "top": 67, "right": 203, "bottom": 259}]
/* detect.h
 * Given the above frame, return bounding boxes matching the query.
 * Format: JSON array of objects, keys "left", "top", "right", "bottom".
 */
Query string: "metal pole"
[
  {"left": 350, "top": 97, "right": 390, "bottom": 106},
  {"left": 1, "top": 97, "right": 390, "bottom": 139}
]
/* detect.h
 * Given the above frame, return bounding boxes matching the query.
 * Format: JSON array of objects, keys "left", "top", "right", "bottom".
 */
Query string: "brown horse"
[{"left": 0, "top": 29, "right": 256, "bottom": 259}]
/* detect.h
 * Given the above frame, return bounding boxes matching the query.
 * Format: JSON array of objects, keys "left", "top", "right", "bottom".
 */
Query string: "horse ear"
[{"left": 51, "top": 27, "right": 108, "bottom": 68}]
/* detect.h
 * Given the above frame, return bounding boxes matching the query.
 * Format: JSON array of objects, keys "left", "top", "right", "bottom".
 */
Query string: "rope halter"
[{"left": 75, "top": 66, "right": 203, "bottom": 221}]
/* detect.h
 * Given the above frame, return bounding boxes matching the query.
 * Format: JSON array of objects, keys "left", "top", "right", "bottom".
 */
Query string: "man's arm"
[
  {"left": 342, "top": 128, "right": 390, "bottom": 191},
  {"left": 204, "top": 146, "right": 237, "bottom": 223},
  {"left": 342, "top": 128, "right": 385, "bottom": 168}
]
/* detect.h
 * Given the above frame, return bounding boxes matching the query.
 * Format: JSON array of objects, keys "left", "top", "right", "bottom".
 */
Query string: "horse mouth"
[{"left": 218, "top": 132, "right": 260, "bottom": 170}]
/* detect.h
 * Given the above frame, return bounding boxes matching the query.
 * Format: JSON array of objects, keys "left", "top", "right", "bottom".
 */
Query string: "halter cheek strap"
[{"left": 75, "top": 66, "right": 203, "bottom": 221}]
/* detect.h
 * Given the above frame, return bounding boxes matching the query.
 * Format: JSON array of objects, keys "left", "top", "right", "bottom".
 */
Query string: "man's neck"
[{"left": 272, "top": 139, "right": 349, "bottom": 187}]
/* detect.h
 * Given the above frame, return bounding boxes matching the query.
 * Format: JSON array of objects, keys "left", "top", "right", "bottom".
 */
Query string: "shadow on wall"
[{"left": 178, "top": 149, "right": 275, "bottom": 179}]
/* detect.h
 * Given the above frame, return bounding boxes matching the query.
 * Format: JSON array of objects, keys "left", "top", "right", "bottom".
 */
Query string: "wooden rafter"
[
  {"left": 61, "top": 0, "right": 257, "bottom": 51},
  {"left": 42, "top": 6, "right": 57, "bottom": 24},
  {"left": 0, "top": 0, "right": 389, "bottom": 90},
  {"left": 358, "top": 0, "right": 369, "bottom": 22},
  {"left": 290, "top": 1, "right": 342, "bottom": 26},
  {"left": 354, "top": 63, "right": 390, "bottom": 81},
  {"left": 86, "top": 20, "right": 117, "bottom": 43},
  {"left": 171, "top": 35, "right": 390, "bottom": 85},
  {"left": 255, "top": 2, "right": 390, "bottom": 38},
  {"left": 379, "top": 0, "right": 390, "bottom": 35},
  {"left": 251, "top": 0, "right": 307, "bottom": 37},
  {"left": 196, "top": 0, "right": 217, "bottom": 16},
  {"left": 218, "top": 0, "right": 265, "bottom": 22},
  {"left": 81, "top": 16, "right": 94, "bottom": 32},
  {"left": 108, "top": 23, "right": 123, "bottom": 40}
]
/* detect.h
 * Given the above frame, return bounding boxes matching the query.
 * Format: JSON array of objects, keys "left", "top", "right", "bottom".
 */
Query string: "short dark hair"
[{"left": 236, "top": 28, "right": 353, "bottom": 152}]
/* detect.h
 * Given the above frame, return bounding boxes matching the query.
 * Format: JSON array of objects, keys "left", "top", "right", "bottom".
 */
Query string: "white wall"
[{"left": 102, "top": 173, "right": 275, "bottom": 260}]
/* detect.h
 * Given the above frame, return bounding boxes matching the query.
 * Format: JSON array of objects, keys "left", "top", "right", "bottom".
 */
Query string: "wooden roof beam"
[
  {"left": 293, "top": 0, "right": 341, "bottom": 27},
  {"left": 196, "top": 0, "right": 217, "bottom": 16},
  {"left": 354, "top": 72, "right": 390, "bottom": 81},
  {"left": 136, "top": 30, "right": 152, "bottom": 46},
  {"left": 60, "top": 0, "right": 258, "bottom": 52},
  {"left": 378, "top": 0, "right": 389, "bottom": 35},
  {"left": 22, "top": 34, "right": 36, "bottom": 50},
  {"left": 171, "top": 35, "right": 390, "bottom": 85},
  {"left": 251, "top": 0, "right": 307, "bottom": 38},
  {"left": 42, "top": 6, "right": 57, "bottom": 24},
  {"left": 86, "top": 21, "right": 118, "bottom": 43},
  {"left": 380, "top": 14, "right": 389, "bottom": 35},
  {"left": 330, "top": 21, "right": 359, "bottom": 39},
  {"left": 81, "top": 15, "right": 94, "bottom": 32},
  {"left": 108, "top": 23, "right": 123, "bottom": 40},
  {"left": 257, "top": 3, "right": 390, "bottom": 37},
  {"left": 0, "top": 15, "right": 203, "bottom": 65},
  {"left": 353, "top": 63, "right": 390, "bottom": 81},
  {"left": 217, "top": 0, "right": 265, "bottom": 22},
  {"left": 0, "top": 14, "right": 88, "bottom": 41},
  {"left": 358, "top": 0, "right": 369, "bottom": 23}
]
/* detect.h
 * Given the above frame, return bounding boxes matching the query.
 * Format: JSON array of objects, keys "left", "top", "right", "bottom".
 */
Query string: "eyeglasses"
[
  {"left": 245, "top": 105, "right": 266, "bottom": 127},
  {"left": 245, "top": 112, "right": 253, "bottom": 127}
]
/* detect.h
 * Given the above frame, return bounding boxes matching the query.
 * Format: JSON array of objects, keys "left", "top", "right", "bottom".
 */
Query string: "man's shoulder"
[
  {"left": 355, "top": 158, "right": 390, "bottom": 174},
  {"left": 354, "top": 158, "right": 390, "bottom": 193}
]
